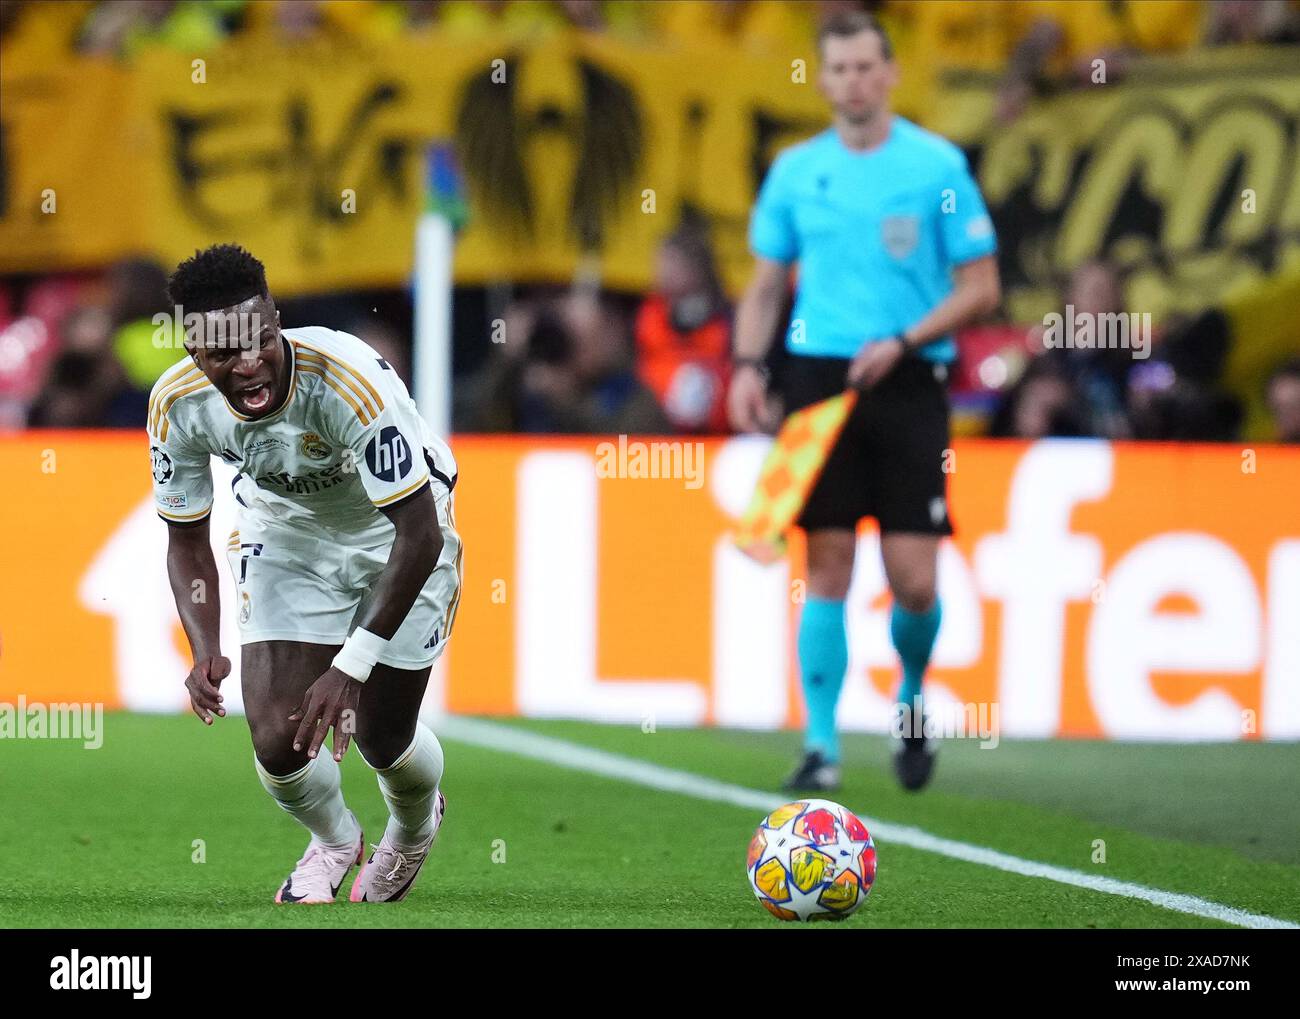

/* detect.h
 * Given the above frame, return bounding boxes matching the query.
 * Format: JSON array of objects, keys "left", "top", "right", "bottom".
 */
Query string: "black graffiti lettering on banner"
[
  {"left": 981, "top": 84, "right": 1298, "bottom": 311},
  {"left": 167, "top": 82, "right": 414, "bottom": 256}
]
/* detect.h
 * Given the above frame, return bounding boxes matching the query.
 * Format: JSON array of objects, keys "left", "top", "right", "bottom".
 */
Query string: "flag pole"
[{"left": 413, "top": 143, "right": 467, "bottom": 437}]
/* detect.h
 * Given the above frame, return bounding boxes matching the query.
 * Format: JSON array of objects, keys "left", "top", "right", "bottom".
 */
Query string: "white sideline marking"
[{"left": 437, "top": 716, "right": 1299, "bottom": 930}]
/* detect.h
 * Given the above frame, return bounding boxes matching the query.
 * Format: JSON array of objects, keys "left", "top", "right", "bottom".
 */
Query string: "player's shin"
[
  {"left": 797, "top": 597, "right": 849, "bottom": 763},
  {"left": 364, "top": 723, "right": 445, "bottom": 849},
  {"left": 255, "top": 752, "right": 359, "bottom": 850},
  {"left": 889, "top": 598, "right": 942, "bottom": 717}
]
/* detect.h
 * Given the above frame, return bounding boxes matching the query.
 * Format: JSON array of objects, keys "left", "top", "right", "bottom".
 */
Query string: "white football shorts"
[{"left": 223, "top": 493, "right": 463, "bottom": 670}]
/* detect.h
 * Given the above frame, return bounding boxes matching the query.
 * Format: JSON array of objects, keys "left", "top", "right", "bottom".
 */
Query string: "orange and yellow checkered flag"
[{"left": 733, "top": 390, "right": 858, "bottom": 563}]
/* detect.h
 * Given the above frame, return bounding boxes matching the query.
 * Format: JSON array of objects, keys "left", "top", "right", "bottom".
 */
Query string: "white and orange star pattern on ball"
[{"left": 746, "top": 798, "right": 878, "bottom": 921}]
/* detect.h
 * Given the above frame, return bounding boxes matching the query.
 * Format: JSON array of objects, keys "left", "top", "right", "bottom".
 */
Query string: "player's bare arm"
[
  {"left": 164, "top": 515, "right": 230, "bottom": 725},
  {"left": 290, "top": 484, "right": 444, "bottom": 762},
  {"left": 728, "top": 256, "right": 790, "bottom": 433},
  {"left": 848, "top": 255, "right": 1002, "bottom": 390}
]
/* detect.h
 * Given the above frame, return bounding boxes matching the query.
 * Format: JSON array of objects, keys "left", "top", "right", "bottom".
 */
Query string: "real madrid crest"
[{"left": 300, "top": 432, "right": 331, "bottom": 460}]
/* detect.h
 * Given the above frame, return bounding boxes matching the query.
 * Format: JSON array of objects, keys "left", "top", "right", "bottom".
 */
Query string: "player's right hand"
[
  {"left": 186, "top": 655, "right": 230, "bottom": 725},
  {"left": 728, "top": 363, "right": 771, "bottom": 433}
]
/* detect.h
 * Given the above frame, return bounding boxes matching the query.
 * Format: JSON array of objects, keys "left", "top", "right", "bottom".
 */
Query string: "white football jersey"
[{"left": 147, "top": 326, "right": 457, "bottom": 544}]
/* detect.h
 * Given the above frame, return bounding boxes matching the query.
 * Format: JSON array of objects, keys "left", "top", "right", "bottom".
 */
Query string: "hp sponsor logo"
[{"left": 364, "top": 426, "right": 413, "bottom": 482}]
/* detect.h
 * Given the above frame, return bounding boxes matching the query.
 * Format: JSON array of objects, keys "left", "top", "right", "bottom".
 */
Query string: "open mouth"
[{"left": 234, "top": 381, "right": 274, "bottom": 414}]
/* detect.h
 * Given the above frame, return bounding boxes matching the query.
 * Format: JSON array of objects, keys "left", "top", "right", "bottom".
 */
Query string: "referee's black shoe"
[
  {"left": 892, "top": 713, "right": 937, "bottom": 792},
  {"left": 781, "top": 751, "right": 841, "bottom": 793}
]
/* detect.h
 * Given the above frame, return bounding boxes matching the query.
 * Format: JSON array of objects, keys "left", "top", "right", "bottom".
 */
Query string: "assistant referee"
[{"left": 729, "top": 11, "right": 1001, "bottom": 793}]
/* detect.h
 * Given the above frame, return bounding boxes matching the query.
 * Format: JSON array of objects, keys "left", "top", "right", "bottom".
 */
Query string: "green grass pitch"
[{"left": 2, "top": 712, "right": 1298, "bottom": 928}]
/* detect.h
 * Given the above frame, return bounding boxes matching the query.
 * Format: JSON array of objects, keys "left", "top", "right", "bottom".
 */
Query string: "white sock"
[
  {"left": 255, "top": 752, "right": 358, "bottom": 850},
  {"left": 364, "top": 724, "right": 445, "bottom": 850}
]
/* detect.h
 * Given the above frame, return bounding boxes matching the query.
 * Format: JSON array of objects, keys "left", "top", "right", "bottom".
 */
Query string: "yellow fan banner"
[{"left": 1, "top": 39, "right": 1295, "bottom": 318}]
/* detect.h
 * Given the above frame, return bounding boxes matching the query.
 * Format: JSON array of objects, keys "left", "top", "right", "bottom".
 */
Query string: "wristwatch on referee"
[{"left": 891, "top": 332, "right": 913, "bottom": 355}]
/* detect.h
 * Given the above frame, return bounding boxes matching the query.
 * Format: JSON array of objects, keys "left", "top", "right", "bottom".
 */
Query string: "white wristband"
[{"left": 332, "top": 628, "right": 388, "bottom": 683}]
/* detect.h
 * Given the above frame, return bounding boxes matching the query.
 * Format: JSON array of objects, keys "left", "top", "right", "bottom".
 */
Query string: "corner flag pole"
[{"left": 413, "top": 143, "right": 467, "bottom": 437}]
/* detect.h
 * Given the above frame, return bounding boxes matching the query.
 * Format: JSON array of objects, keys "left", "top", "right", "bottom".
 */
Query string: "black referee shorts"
[{"left": 780, "top": 353, "right": 954, "bottom": 536}]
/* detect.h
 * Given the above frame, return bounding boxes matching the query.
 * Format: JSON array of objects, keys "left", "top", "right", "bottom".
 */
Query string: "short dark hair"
[
  {"left": 818, "top": 10, "right": 893, "bottom": 60},
  {"left": 166, "top": 243, "right": 269, "bottom": 313}
]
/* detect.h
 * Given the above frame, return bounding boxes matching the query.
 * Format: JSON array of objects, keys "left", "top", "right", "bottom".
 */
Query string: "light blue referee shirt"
[{"left": 749, "top": 117, "right": 997, "bottom": 363}]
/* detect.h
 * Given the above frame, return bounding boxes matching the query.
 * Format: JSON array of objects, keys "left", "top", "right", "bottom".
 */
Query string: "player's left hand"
[
  {"left": 847, "top": 337, "right": 904, "bottom": 391},
  {"left": 289, "top": 666, "right": 362, "bottom": 762}
]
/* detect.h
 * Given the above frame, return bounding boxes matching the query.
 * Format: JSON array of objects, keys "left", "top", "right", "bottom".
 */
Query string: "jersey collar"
[{"left": 830, "top": 114, "right": 896, "bottom": 157}]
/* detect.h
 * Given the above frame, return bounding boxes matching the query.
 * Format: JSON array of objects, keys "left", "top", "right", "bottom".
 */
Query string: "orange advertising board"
[{"left": 1, "top": 433, "right": 1297, "bottom": 740}]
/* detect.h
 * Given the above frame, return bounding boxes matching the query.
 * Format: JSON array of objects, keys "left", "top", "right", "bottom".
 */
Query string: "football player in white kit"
[{"left": 149, "top": 244, "right": 462, "bottom": 904}]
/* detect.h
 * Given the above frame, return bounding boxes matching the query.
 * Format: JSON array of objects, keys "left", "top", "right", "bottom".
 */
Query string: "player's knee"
[
  {"left": 807, "top": 566, "right": 853, "bottom": 601},
  {"left": 249, "top": 717, "right": 307, "bottom": 776},
  {"left": 254, "top": 745, "right": 308, "bottom": 777},
  {"left": 355, "top": 730, "right": 414, "bottom": 770},
  {"left": 806, "top": 535, "right": 856, "bottom": 600},
  {"left": 892, "top": 579, "right": 936, "bottom": 614}
]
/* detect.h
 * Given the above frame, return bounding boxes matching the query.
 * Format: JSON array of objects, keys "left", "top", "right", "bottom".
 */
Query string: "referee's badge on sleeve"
[{"left": 882, "top": 214, "right": 920, "bottom": 259}]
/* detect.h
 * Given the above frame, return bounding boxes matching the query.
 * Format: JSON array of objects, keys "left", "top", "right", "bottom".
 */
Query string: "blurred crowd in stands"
[
  {"left": 5, "top": 0, "right": 1297, "bottom": 99},
  {"left": 5, "top": 231, "right": 1298, "bottom": 443},
  {"left": 4, "top": 0, "right": 1298, "bottom": 61},
  {"left": 2, "top": 0, "right": 1298, "bottom": 442}
]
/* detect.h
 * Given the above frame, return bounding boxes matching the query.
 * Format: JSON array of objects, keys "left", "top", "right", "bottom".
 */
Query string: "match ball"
[{"left": 746, "top": 798, "right": 877, "bottom": 921}]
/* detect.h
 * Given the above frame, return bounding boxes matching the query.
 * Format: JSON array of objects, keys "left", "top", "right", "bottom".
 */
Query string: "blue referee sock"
[
  {"left": 890, "top": 599, "right": 942, "bottom": 712},
  {"left": 797, "top": 597, "right": 848, "bottom": 763}
]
